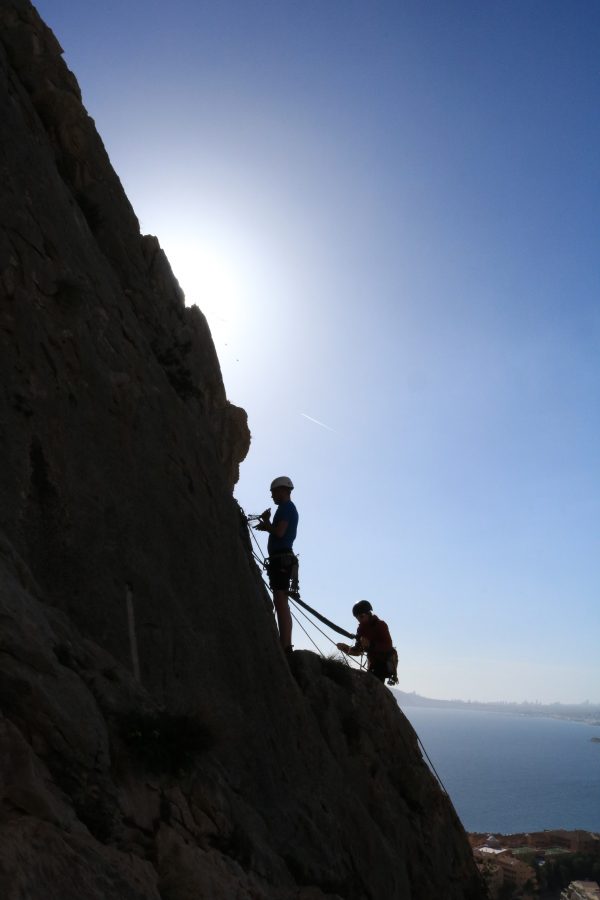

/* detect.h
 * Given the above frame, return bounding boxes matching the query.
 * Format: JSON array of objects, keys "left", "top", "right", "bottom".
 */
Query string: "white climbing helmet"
[{"left": 270, "top": 476, "right": 294, "bottom": 491}]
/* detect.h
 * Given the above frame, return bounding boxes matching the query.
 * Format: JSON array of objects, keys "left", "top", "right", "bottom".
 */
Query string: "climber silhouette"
[
  {"left": 255, "top": 476, "right": 298, "bottom": 656},
  {"left": 337, "top": 600, "right": 398, "bottom": 683}
]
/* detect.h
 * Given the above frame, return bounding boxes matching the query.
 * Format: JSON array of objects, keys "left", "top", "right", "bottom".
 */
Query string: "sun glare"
[
  {"left": 158, "top": 224, "right": 292, "bottom": 387},
  {"left": 162, "top": 235, "right": 248, "bottom": 345}
]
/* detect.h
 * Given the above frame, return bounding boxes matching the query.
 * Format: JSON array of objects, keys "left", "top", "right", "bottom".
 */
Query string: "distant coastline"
[
  {"left": 395, "top": 690, "right": 600, "bottom": 726},
  {"left": 468, "top": 828, "right": 600, "bottom": 844}
]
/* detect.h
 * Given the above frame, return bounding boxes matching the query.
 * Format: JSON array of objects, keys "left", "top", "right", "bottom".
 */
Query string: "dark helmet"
[{"left": 352, "top": 600, "right": 373, "bottom": 618}]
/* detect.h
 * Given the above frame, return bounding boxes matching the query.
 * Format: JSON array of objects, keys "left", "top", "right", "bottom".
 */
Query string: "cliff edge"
[{"left": 0, "top": 2, "right": 484, "bottom": 897}]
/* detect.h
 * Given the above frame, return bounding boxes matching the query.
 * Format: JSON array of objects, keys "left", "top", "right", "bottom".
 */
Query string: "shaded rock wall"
[
  {"left": 0, "top": 0, "right": 251, "bottom": 690},
  {"left": 0, "top": 1, "right": 485, "bottom": 897},
  {"left": 0, "top": 536, "right": 482, "bottom": 899}
]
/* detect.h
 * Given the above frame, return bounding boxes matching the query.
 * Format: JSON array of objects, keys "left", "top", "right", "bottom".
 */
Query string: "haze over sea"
[{"left": 400, "top": 706, "right": 600, "bottom": 834}]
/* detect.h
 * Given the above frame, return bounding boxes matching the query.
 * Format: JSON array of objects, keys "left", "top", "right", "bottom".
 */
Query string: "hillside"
[{"left": 0, "top": 1, "right": 484, "bottom": 897}]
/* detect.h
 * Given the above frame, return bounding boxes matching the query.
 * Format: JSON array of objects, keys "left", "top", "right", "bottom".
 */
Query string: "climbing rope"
[
  {"left": 414, "top": 734, "right": 450, "bottom": 795},
  {"left": 290, "top": 598, "right": 362, "bottom": 669},
  {"left": 289, "top": 608, "right": 325, "bottom": 658},
  {"left": 291, "top": 595, "right": 355, "bottom": 639},
  {"left": 289, "top": 596, "right": 366, "bottom": 671}
]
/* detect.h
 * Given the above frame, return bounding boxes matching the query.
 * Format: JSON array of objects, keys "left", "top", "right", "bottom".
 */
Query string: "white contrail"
[{"left": 300, "top": 412, "right": 335, "bottom": 432}]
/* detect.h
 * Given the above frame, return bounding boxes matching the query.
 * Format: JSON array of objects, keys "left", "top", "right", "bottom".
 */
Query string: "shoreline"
[
  {"left": 396, "top": 692, "right": 600, "bottom": 727},
  {"left": 469, "top": 828, "right": 600, "bottom": 840},
  {"left": 469, "top": 828, "right": 600, "bottom": 851}
]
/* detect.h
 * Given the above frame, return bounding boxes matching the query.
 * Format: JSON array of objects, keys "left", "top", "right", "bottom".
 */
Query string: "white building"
[{"left": 561, "top": 881, "right": 600, "bottom": 900}]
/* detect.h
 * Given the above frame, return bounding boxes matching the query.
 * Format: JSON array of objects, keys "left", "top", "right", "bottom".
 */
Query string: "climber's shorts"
[{"left": 266, "top": 551, "right": 296, "bottom": 592}]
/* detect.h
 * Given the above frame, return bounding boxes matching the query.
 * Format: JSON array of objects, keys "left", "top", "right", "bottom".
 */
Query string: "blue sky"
[{"left": 35, "top": 0, "right": 600, "bottom": 702}]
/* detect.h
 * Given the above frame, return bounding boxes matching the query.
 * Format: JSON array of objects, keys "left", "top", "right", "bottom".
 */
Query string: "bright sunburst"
[{"left": 165, "top": 238, "right": 241, "bottom": 335}]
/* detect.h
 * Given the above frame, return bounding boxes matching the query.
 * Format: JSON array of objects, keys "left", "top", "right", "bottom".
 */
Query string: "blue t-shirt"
[{"left": 268, "top": 499, "right": 299, "bottom": 553}]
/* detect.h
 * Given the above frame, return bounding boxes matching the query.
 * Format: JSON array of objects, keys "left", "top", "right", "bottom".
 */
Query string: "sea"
[{"left": 399, "top": 705, "right": 600, "bottom": 834}]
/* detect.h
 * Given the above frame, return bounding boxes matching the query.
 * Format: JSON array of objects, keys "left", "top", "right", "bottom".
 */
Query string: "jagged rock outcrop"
[{"left": 0, "top": 2, "right": 485, "bottom": 897}]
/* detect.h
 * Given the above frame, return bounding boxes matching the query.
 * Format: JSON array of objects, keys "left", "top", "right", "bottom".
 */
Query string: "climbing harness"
[{"left": 265, "top": 550, "right": 299, "bottom": 587}]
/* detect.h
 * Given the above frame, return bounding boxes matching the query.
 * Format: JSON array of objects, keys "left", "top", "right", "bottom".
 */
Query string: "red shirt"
[{"left": 355, "top": 614, "right": 393, "bottom": 661}]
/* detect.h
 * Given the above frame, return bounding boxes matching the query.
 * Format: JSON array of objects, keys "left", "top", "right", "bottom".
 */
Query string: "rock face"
[{"left": 0, "top": 2, "right": 485, "bottom": 897}]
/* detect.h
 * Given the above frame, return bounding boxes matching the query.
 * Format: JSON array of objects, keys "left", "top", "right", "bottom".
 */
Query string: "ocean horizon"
[{"left": 399, "top": 704, "right": 600, "bottom": 834}]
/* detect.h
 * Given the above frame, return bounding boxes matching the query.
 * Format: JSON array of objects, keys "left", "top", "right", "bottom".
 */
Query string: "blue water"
[{"left": 400, "top": 705, "right": 600, "bottom": 833}]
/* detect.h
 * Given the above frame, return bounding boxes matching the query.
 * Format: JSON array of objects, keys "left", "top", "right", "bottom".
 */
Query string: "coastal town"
[{"left": 470, "top": 830, "right": 600, "bottom": 899}]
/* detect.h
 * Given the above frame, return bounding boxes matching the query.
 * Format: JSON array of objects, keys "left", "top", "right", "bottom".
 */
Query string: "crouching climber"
[
  {"left": 336, "top": 600, "right": 398, "bottom": 684},
  {"left": 255, "top": 476, "right": 298, "bottom": 655}
]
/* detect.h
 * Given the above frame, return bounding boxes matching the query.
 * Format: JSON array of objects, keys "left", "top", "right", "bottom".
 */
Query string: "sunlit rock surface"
[{"left": 0, "top": 1, "right": 484, "bottom": 896}]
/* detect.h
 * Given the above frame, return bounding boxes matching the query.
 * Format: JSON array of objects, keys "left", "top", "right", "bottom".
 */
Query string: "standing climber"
[
  {"left": 255, "top": 476, "right": 298, "bottom": 655},
  {"left": 336, "top": 601, "right": 398, "bottom": 683}
]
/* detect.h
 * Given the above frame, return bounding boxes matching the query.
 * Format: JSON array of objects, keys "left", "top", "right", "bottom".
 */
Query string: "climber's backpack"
[{"left": 386, "top": 648, "right": 399, "bottom": 686}]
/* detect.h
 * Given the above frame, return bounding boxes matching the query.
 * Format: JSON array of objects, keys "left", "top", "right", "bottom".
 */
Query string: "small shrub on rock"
[{"left": 322, "top": 655, "right": 354, "bottom": 690}]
